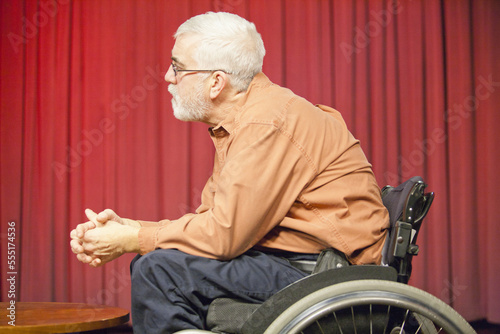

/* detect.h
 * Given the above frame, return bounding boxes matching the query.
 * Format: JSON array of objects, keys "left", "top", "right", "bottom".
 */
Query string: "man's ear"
[{"left": 209, "top": 71, "right": 228, "bottom": 99}]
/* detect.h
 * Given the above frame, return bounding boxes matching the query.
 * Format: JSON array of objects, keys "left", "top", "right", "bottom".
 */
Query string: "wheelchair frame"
[{"left": 175, "top": 176, "right": 476, "bottom": 334}]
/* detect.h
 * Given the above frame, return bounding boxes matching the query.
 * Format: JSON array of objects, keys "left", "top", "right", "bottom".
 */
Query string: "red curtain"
[{"left": 1, "top": 0, "right": 499, "bottom": 324}]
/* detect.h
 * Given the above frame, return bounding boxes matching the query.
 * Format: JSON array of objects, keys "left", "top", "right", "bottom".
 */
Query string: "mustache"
[{"left": 168, "top": 84, "right": 177, "bottom": 97}]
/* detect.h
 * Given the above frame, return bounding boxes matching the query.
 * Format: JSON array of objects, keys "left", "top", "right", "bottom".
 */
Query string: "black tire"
[{"left": 264, "top": 280, "right": 475, "bottom": 334}]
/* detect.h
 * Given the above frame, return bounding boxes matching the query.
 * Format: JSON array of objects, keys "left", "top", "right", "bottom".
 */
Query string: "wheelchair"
[{"left": 176, "top": 176, "right": 476, "bottom": 334}]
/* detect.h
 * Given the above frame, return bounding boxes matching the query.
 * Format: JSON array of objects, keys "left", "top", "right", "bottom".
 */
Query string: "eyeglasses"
[{"left": 171, "top": 62, "right": 230, "bottom": 76}]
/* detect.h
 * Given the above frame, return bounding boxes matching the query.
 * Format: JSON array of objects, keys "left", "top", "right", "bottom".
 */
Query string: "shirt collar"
[{"left": 209, "top": 73, "right": 272, "bottom": 136}]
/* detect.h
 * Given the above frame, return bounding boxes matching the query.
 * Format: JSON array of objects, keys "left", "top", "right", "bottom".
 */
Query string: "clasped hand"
[{"left": 70, "top": 208, "right": 140, "bottom": 267}]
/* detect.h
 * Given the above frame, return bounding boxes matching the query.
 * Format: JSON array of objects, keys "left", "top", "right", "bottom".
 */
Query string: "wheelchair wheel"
[{"left": 264, "top": 279, "right": 475, "bottom": 334}]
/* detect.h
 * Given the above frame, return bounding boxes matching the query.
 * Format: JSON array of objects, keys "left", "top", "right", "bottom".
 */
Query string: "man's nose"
[{"left": 165, "top": 64, "right": 176, "bottom": 84}]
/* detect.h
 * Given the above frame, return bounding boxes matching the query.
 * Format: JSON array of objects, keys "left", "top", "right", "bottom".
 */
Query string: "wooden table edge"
[{"left": 0, "top": 302, "right": 130, "bottom": 333}]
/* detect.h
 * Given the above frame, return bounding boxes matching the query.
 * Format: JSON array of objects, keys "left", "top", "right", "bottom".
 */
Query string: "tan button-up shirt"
[{"left": 138, "top": 73, "right": 389, "bottom": 265}]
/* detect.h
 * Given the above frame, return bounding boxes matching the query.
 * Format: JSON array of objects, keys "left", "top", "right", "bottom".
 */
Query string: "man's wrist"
[
  {"left": 124, "top": 225, "right": 141, "bottom": 253},
  {"left": 123, "top": 218, "right": 141, "bottom": 228}
]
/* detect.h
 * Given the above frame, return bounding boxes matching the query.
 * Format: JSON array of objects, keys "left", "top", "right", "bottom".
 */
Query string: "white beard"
[{"left": 168, "top": 80, "right": 210, "bottom": 122}]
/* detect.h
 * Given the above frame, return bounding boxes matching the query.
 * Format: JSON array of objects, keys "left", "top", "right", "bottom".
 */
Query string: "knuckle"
[
  {"left": 70, "top": 244, "right": 79, "bottom": 254},
  {"left": 76, "top": 253, "right": 88, "bottom": 263},
  {"left": 83, "top": 244, "right": 94, "bottom": 253}
]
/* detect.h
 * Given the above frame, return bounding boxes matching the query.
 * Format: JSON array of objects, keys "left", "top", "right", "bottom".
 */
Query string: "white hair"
[{"left": 174, "top": 12, "right": 266, "bottom": 92}]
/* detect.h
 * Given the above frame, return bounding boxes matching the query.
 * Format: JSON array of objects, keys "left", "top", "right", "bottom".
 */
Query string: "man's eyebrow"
[{"left": 171, "top": 56, "right": 185, "bottom": 67}]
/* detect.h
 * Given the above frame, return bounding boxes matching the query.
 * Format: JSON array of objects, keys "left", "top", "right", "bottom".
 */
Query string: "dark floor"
[
  {"left": 472, "top": 320, "right": 500, "bottom": 334},
  {"left": 82, "top": 320, "right": 500, "bottom": 333}
]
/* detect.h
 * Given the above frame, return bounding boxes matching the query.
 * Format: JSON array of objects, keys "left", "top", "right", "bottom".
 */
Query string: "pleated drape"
[{"left": 1, "top": 0, "right": 499, "bottom": 323}]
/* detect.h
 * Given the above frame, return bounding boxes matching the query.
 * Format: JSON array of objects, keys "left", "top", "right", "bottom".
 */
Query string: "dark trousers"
[{"left": 130, "top": 249, "right": 316, "bottom": 333}]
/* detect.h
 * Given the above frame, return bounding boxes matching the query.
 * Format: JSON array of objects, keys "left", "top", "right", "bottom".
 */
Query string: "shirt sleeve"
[{"left": 137, "top": 122, "right": 315, "bottom": 259}]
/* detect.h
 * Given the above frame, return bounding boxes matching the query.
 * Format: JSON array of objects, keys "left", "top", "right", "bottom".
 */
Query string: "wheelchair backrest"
[{"left": 380, "top": 176, "right": 434, "bottom": 283}]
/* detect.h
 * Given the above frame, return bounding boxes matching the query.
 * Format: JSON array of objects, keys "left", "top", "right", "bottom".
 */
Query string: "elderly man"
[{"left": 70, "top": 12, "right": 388, "bottom": 333}]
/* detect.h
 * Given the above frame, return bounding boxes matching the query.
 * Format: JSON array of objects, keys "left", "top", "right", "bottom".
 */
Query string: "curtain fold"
[{"left": 1, "top": 0, "right": 499, "bottom": 323}]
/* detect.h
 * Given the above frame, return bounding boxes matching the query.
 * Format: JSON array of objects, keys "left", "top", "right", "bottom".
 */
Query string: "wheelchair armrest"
[
  {"left": 403, "top": 181, "right": 434, "bottom": 227},
  {"left": 381, "top": 176, "right": 435, "bottom": 283}
]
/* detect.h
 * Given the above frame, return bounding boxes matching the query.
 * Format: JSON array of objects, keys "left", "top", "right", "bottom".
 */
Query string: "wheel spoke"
[
  {"left": 415, "top": 318, "right": 423, "bottom": 333},
  {"left": 332, "top": 311, "right": 344, "bottom": 334},
  {"left": 370, "top": 304, "right": 373, "bottom": 334},
  {"left": 399, "top": 309, "right": 409, "bottom": 334},
  {"left": 383, "top": 305, "right": 391, "bottom": 334},
  {"left": 315, "top": 320, "right": 325, "bottom": 334},
  {"left": 351, "top": 306, "right": 357, "bottom": 334}
]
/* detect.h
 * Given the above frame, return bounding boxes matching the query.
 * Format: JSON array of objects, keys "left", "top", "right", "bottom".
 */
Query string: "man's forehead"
[{"left": 171, "top": 34, "right": 200, "bottom": 66}]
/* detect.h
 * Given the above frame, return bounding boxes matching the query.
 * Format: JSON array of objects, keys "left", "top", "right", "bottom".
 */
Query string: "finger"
[
  {"left": 70, "top": 227, "right": 88, "bottom": 240},
  {"left": 76, "top": 221, "right": 95, "bottom": 238},
  {"left": 70, "top": 239, "right": 84, "bottom": 254},
  {"left": 76, "top": 252, "right": 94, "bottom": 264},
  {"left": 89, "top": 258, "right": 102, "bottom": 267},
  {"left": 96, "top": 208, "right": 119, "bottom": 224},
  {"left": 85, "top": 208, "right": 99, "bottom": 223}
]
